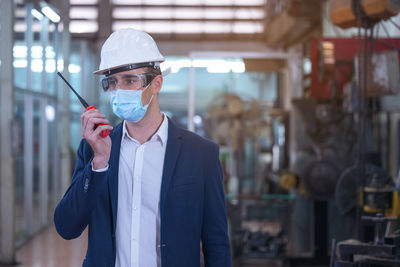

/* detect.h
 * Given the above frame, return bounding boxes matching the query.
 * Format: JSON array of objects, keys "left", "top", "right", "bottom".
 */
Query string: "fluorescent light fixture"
[
  {"left": 205, "top": 0, "right": 232, "bottom": 5},
  {"left": 174, "top": 22, "right": 203, "bottom": 33},
  {"left": 235, "top": 8, "right": 264, "bottom": 19},
  {"left": 144, "top": 22, "right": 172, "bottom": 33},
  {"left": 193, "top": 115, "right": 202, "bottom": 125},
  {"left": 206, "top": 60, "right": 230, "bottom": 73},
  {"left": 163, "top": 59, "right": 245, "bottom": 73},
  {"left": 31, "top": 46, "right": 43, "bottom": 59},
  {"left": 204, "top": 9, "right": 233, "bottom": 19},
  {"left": 70, "top": 0, "right": 98, "bottom": 4},
  {"left": 113, "top": 8, "right": 142, "bottom": 19},
  {"left": 46, "top": 46, "right": 55, "bottom": 59},
  {"left": 31, "top": 9, "right": 43, "bottom": 20},
  {"left": 31, "top": 59, "right": 43, "bottom": 72},
  {"left": 233, "top": 22, "right": 263, "bottom": 33},
  {"left": 13, "top": 59, "right": 28, "bottom": 68},
  {"left": 70, "top": 7, "right": 98, "bottom": 19},
  {"left": 41, "top": 6, "right": 60, "bottom": 23},
  {"left": 13, "top": 45, "right": 55, "bottom": 59},
  {"left": 57, "top": 59, "right": 64, "bottom": 71},
  {"left": 174, "top": 0, "right": 202, "bottom": 4},
  {"left": 14, "top": 21, "right": 42, "bottom": 32},
  {"left": 69, "top": 20, "right": 98, "bottom": 33},
  {"left": 112, "top": 0, "right": 141, "bottom": 4},
  {"left": 45, "top": 59, "right": 56, "bottom": 72},
  {"left": 204, "top": 22, "right": 231, "bottom": 33},
  {"left": 143, "top": 0, "right": 171, "bottom": 4},
  {"left": 15, "top": 8, "right": 27, "bottom": 18},
  {"left": 144, "top": 8, "right": 172, "bottom": 19},
  {"left": 13, "top": 58, "right": 78, "bottom": 73},
  {"left": 13, "top": 46, "right": 27, "bottom": 58},
  {"left": 231, "top": 62, "right": 245, "bottom": 73},
  {"left": 45, "top": 105, "right": 56, "bottom": 122},
  {"left": 68, "top": 64, "right": 81, "bottom": 73},
  {"left": 303, "top": 58, "right": 312, "bottom": 75},
  {"left": 174, "top": 8, "right": 203, "bottom": 19},
  {"left": 233, "top": 0, "right": 265, "bottom": 4},
  {"left": 113, "top": 21, "right": 143, "bottom": 32}
]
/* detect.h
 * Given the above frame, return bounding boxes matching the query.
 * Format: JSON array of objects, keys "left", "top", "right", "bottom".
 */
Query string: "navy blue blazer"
[{"left": 54, "top": 118, "right": 231, "bottom": 267}]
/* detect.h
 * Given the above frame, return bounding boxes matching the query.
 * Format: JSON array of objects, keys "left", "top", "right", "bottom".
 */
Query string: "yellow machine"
[
  {"left": 330, "top": 0, "right": 400, "bottom": 29},
  {"left": 361, "top": 187, "right": 400, "bottom": 218}
]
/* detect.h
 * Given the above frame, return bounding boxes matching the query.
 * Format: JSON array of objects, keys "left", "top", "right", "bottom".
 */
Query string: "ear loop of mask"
[{"left": 142, "top": 75, "right": 156, "bottom": 107}]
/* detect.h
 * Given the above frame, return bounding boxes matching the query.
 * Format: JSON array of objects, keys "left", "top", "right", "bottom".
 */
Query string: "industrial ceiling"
[
  {"left": 14, "top": 0, "right": 267, "bottom": 41},
  {"left": 69, "top": 0, "right": 267, "bottom": 41}
]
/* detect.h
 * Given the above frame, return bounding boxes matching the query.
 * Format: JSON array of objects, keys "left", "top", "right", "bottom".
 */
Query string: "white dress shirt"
[{"left": 114, "top": 115, "right": 168, "bottom": 267}]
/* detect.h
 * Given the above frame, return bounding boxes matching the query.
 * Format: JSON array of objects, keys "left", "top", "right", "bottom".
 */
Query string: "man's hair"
[{"left": 145, "top": 66, "right": 161, "bottom": 76}]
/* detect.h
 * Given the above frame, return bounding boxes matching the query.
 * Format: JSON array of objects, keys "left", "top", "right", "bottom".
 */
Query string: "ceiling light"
[
  {"left": 31, "top": 9, "right": 43, "bottom": 20},
  {"left": 41, "top": 6, "right": 60, "bottom": 23},
  {"left": 45, "top": 105, "right": 56, "bottom": 122},
  {"left": 69, "top": 20, "right": 98, "bottom": 33}
]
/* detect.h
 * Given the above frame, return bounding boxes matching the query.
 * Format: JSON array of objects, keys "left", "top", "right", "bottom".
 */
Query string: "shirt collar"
[
  {"left": 156, "top": 113, "right": 168, "bottom": 146},
  {"left": 122, "top": 114, "right": 168, "bottom": 146}
]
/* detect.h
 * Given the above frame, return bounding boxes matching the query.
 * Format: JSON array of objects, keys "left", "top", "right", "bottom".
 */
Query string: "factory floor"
[
  {"left": 5, "top": 226, "right": 283, "bottom": 267},
  {"left": 4, "top": 226, "right": 87, "bottom": 267}
]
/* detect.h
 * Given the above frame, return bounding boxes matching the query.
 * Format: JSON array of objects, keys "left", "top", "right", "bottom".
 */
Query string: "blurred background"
[{"left": 0, "top": 0, "right": 400, "bottom": 266}]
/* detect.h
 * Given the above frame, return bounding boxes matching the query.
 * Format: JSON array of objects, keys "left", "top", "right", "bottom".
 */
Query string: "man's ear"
[{"left": 151, "top": 75, "right": 163, "bottom": 94}]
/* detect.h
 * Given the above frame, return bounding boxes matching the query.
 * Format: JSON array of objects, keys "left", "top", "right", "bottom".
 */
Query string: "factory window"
[{"left": 12, "top": 2, "right": 64, "bottom": 247}]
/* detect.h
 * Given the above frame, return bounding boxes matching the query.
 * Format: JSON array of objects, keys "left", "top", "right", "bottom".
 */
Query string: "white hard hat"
[{"left": 94, "top": 28, "right": 165, "bottom": 75}]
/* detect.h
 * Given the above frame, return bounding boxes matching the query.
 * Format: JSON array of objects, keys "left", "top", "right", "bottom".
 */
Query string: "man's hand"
[{"left": 81, "top": 109, "right": 113, "bottom": 169}]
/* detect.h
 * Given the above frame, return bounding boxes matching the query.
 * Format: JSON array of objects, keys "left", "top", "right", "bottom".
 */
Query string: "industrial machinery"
[
  {"left": 289, "top": 19, "right": 400, "bottom": 265},
  {"left": 334, "top": 215, "right": 400, "bottom": 266},
  {"left": 291, "top": 98, "right": 356, "bottom": 200},
  {"left": 204, "top": 93, "right": 288, "bottom": 196},
  {"left": 204, "top": 93, "right": 292, "bottom": 265},
  {"left": 330, "top": 0, "right": 400, "bottom": 29}
]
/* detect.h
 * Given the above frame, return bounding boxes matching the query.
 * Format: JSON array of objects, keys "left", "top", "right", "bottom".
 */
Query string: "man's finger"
[
  {"left": 90, "top": 125, "right": 113, "bottom": 138},
  {"left": 82, "top": 112, "right": 106, "bottom": 133},
  {"left": 86, "top": 118, "right": 110, "bottom": 130}
]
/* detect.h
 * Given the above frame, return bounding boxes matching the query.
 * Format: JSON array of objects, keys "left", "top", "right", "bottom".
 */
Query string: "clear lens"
[{"left": 102, "top": 73, "right": 155, "bottom": 91}]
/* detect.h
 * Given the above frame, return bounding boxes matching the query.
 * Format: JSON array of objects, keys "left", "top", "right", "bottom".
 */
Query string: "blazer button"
[{"left": 84, "top": 178, "right": 89, "bottom": 192}]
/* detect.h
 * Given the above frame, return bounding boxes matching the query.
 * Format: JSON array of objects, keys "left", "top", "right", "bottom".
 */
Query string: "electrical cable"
[
  {"left": 355, "top": 0, "right": 363, "bottom": 240},
  {"left": 380, "top": 21, "right": 399, "bottom": 50},
  {"left": 389, "top": 18, "right": 400, "bottom": 32}
]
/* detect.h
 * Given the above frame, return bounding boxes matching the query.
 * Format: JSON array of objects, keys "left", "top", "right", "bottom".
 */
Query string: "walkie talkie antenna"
[
  {"left": 56, "top": 71, "right": 110, "bottom": 138},
  {"left": 57, "top": 72, "right": 89, "bottom": 108}
]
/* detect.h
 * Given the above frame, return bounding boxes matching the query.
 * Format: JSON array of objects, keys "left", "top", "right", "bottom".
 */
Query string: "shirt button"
[{"left": 133, "top": 206, "right": 137, "bottom": 210}]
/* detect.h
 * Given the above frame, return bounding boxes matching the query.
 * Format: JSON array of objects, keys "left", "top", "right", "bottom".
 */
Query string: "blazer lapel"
[
  {"left": 160, "top": 118, "right": 183, "bottom": 217},
  {"left": 108, "top": 122, "right": 123, "bottom": 233}
]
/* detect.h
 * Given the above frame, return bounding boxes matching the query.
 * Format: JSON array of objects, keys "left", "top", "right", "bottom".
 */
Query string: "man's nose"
[{"left": 114, "top": 79, "right": 123, "bottom": 90}]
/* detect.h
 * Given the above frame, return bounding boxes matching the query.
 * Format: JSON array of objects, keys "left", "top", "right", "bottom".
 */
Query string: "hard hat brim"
[{"left": 93, "top": 60, "right": 164, "bottom": 75}]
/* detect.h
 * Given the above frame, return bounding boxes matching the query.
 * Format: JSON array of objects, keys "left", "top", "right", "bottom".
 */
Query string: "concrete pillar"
[
  {"left": 0, "top": 0, "right": 16, "bottom": 264},
  {"left": 40, "top": 17, "right": 49, "bottom": 226},
  {"left": 97, "top": 0, "right": 112, "bottom": 52}
]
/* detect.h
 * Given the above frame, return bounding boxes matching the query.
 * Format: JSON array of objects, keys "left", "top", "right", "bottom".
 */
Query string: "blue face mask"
[{"left": 110, "top": 88, "right": 153, "bottom": 123}]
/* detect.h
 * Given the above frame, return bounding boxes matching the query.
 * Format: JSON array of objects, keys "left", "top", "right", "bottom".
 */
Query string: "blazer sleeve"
[
  {"left": 54, "top": 139, "right": 109, "bottom": 240},
  {"left": 201, "top": 144, "right": 232, "bottom": 267}
]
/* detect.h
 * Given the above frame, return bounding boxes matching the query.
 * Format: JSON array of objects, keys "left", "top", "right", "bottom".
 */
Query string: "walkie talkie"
[{"left": 57, "top": 72, "right": 110, "bottom": 138}]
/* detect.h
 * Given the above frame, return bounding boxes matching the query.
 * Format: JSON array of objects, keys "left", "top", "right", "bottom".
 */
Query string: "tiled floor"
[
  {"left": 5, "top": 226, "right": 284, "bottom": 267},
  {"left": 6, "top": 226, "right": 87, "bottom": 267}
]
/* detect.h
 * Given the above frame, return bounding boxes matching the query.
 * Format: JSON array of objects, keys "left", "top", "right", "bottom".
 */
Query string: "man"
[{"left": 54, "top": 28, "right": 231, "bottom": 267}]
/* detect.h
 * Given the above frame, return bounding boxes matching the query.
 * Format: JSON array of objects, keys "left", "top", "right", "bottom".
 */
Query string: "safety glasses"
[{"left": 101, "top": 73, "right": 157, "bottom": 91}]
